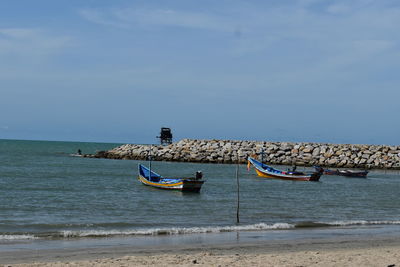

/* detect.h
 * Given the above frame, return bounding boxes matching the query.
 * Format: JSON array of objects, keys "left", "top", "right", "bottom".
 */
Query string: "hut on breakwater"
[{"left": 87, "top": 139, "right": 400, "bottom": 170}]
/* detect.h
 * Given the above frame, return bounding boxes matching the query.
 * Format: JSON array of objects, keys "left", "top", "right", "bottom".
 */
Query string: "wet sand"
[{"left": 2, "top": 234, "right": 400, "bottom": 266}]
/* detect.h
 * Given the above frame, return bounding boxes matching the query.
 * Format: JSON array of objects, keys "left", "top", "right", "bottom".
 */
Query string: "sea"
[{"left": 1, "top": 139, "right": 400, "bottom": 252}]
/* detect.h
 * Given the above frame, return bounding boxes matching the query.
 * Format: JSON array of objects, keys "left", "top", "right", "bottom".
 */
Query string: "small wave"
[
  {"left": 294, "top": 220, "right": 400, "bottom": 229},
  {"left": 325, "top": 220, "right": 400, "bottom": 226},
  {"left": 295, "top": 221, "right": 331, "bottom": 228},
  {"left": 60, "top": 223, "right": 295, "bottom": 238},
  {"left": 0, "top": 234, "right": 37, "bottom": 240},
  {"left": 4, "top": 220, "right": 400, "bottom": 240}
]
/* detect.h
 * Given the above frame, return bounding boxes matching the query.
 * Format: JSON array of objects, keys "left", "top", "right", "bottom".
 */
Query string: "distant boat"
[
  {"left": 69, "top": 153, "right": 83, "bottom": 157},
  {"left": 138, "top": 164, "right": 205, "bottom": 192},
  {"left": 247, "top": 157, "right": 323, "bottom": 182},
  {"left": 70, "top": 149, "right": 83, "bottom": 157},
  {"left": 322, "top": 168, "right": 368, "bottom": 178}
]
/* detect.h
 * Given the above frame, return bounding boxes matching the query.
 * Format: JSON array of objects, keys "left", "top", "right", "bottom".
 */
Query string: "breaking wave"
[
  {"left": 2, "top": 220, "right": 400, "bottom": 240},
  {"left": 326, "top": 220, "right": 400, "bottom": 226},
  {"left": 0, "top": 234, "right": 37, "bottom": 240},
  {"left": 60, "top": 222, "right": 295, "bottom": 238}
]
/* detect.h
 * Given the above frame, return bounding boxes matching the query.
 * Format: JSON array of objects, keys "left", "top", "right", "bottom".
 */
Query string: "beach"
[{"left": 3, "top": 234, "right": 400, "bottom": 266}]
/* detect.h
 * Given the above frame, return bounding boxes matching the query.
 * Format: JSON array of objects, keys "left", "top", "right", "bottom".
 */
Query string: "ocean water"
[{"left": 1, "top": 139, "right": 400, "bottom": 247}]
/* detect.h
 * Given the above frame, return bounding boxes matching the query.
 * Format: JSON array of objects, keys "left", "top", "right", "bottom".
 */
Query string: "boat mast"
[{"left": 260, "top": 148, "right": 264, "bottom": 165}]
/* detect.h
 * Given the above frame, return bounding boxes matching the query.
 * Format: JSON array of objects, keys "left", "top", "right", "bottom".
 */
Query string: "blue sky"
[{"left": 1, "top": 0, "right": 399, "bottom": 145}]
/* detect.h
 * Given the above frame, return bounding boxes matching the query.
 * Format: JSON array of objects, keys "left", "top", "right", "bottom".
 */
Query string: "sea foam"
[
  {"left": 60, "top": 223, "right": 295, "bottom": 238},
  {"left": 0, "top": 234, "right": 37, "bottom": 240}
]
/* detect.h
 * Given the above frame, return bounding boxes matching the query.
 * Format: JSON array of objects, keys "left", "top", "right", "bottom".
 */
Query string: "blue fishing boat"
[
  {"left": 138, "top": 164, "right": 204, "bottom": 192},
  {"left": 247, "top": 157, "right": 323, "bottom": 181}
]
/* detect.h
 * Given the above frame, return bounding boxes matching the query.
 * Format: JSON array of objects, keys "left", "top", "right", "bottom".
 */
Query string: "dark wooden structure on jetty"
[{"left": 157, "top": 127, "right": 173, "bottom": 145}]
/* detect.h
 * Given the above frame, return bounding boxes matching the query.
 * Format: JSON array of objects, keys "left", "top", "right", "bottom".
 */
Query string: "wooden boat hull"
[
  {"left": 248, "top": 157, "right": 322, "bottom": 182},
  {"left": 254, "top": 168, "right": 319, "bottom": 181},
  {"left": 138, "top": 165, "right": 204, "bottom": 192},
  {"left": 323, "top": 169, "right": 368, "bottom": 178},
  {"left": 138, "top": 174, "right": 204, "bottom": 192}
]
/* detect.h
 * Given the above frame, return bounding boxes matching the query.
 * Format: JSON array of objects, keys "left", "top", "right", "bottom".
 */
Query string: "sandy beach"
[{"left": 3, "top": 235, "right": 399, "bottom": 267}]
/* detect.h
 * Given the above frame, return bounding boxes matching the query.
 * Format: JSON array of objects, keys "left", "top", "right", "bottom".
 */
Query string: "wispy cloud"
[
  {"left": 116, "top": 8, "right": 232, "bottom": 31},
  {"left": 79, "top": 7, "right": 235, "bottom": 32},
  {"left": 78, "top": 9, "right": 130, "bottom": 28},
  {"left": 0, "top": 28, "right": 72, "bottom": 57},
  {"left": 77, "top": 2, "right": 400, "bottom": 42},
  {"left": 74, "top": 1, "right": 400, "bottom": 93}
]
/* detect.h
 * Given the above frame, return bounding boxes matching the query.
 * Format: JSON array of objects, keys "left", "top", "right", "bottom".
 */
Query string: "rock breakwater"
[{"left": 89, "top": 139, "right": 400, "bottom": 169}]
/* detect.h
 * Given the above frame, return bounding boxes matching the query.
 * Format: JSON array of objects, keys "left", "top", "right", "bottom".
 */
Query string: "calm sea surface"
[{"left": 1, "top": 139, "right": 400, "bottom": 247}]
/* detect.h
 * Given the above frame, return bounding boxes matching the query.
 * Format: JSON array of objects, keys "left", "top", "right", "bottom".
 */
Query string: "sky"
[{"left": 1, "top": 0, "right": 400, "bottom": 145}]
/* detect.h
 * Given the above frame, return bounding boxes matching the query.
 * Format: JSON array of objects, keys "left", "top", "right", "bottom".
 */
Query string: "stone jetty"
[{"left": 88, "top": 139, "right": 400, "bottom": 169}]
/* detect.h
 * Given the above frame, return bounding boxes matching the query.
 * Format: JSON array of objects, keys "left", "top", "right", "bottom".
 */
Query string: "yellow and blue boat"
[
  {"left": 138, "top": 164, "right": 204, "bottom": 192},
  {"left": 247, "top": 157, "right": 323, "bottom": 182}
]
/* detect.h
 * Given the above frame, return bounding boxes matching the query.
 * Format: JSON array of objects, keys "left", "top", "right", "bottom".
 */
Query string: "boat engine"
[{"left": 195, "top": 171, "right": 203, "bottom": 180}]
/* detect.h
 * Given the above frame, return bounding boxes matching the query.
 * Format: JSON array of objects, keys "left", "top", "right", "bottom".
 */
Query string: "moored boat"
[
  {"left": 322, "top": 168, "right": 368, "bottom": 178},
  {"left": 247, "top": 157, "right": 323, "bottom": 181},
  {"left": 138, "top": 164, "right": 204, "bottom": 192}
]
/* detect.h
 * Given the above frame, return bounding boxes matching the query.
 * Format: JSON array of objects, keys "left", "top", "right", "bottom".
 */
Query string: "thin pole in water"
[
  {"left": 236, "top": 155, "right": 240, "bottom": 224},
  {"left": 148, "top": 145, "right": 152, "bottom": 180}
]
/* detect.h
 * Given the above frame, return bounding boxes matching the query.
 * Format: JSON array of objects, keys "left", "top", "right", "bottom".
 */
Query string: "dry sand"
[{"left": 2, "top": 236, "right": 400, "bottom": 267}]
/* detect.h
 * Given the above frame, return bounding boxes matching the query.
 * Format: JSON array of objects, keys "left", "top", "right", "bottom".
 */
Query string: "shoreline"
[{"left": 3, "top": 225, "right": 400, "bottom": 266}]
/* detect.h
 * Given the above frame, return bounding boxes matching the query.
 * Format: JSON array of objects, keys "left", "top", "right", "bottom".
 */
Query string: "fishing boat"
[
  {"left": 138, "top": 164, "right": 204, "bottom": 192},
  {"left": 247, "top": 157, "right": 323, "bottom": 181},
  {"left": 322, "top": 168, "right": 368, "bottom": 178}
]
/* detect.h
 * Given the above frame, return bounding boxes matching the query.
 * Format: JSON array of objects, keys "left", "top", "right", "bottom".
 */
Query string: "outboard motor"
[
  {"left": 314, "top": 166, "right": 324, "bottom": 174},
  {"left": 195, "top": 171, "right": 203, "bottom": 180}
]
